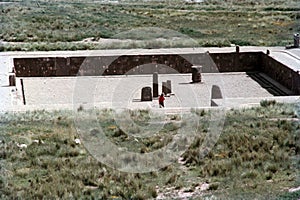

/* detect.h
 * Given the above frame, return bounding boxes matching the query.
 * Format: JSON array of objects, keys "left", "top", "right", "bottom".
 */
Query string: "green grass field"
[
  {"left": 0, "top": 101, "right": 299, "bottom": 199},
  {"left": 1, "top": 0, "right": 300, "bottom": 51}
]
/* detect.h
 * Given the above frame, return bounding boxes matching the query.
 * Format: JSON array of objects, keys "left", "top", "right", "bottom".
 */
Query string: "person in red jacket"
[{"left": 159, "top": 93, "right": 165, "bottom": 108}]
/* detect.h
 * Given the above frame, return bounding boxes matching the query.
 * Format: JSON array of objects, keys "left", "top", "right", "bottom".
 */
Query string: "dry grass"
[
  {"left": 1, "top": 0, "right": 299, "bottom": 51},
  {"left": 0, "top": 102, "right": 299, "bottom": 199}
]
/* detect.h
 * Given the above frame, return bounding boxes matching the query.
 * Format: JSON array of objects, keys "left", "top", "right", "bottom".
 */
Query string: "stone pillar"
[
  {"left": 0, "top": 40, "right": 3, "bottom": 52},
  {"left": 153, "top": 72, "right": 158, "bottom": 97},
  {"left": 9, "top": 74, "right": 16, "bottom": 86},
  {"left": 211, "top": 85, "right": 222, "bottom": 99},
  {"left": 166, "top": 80, "right": 172, "bottom": 94},
  {"left": 236, "top": 45, "right": 240, "bottom": 53},
  {"left": 162, "top": 82, "right": 167, "bottom": 95},
  {"left": 141, "top": 87, "right": 152, "bottom": 101},
  {"left": 294, "top": 33, "right": 299, "bottom": 48},
  {"left": 211, "top": 85, "right": 222, "bottom": 107},
  {"left": 191, "top": 66, "right": 202, "bottom": 83},
  {"left": 20, "top": 78, "right": 26, "bottom": 105}
]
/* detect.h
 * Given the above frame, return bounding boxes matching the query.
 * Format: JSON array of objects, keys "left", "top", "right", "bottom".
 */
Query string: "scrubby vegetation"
[
  {"left": 0, "top": 102, "right": 299, "bottom": 199},
  {"left": 0, "top": 0, "right": 299, "bottom": 51}
]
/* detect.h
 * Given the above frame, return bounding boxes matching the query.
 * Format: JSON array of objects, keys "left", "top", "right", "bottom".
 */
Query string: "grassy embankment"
[
  {"left": 0, "top": 101, "right": 299, "bottom": 199},
  {"left": 0, "top": 0, "right": 300, "bottom": 51}
]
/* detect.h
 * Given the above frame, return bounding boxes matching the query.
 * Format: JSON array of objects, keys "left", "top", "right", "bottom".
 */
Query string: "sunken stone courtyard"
[{"left": 1, "top": 47, "right": 299, "bottom": 112}]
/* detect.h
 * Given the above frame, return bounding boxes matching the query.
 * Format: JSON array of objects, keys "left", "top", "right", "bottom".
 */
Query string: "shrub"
[
  {"left": 264, "top": 163, "right": 279, "bottom": 174},
  {"left": 230, "top": 39, "right": 253, "bottom": 46},
  {"left": 260, "top": 100, "right": 277, "bottom": 107},
  {"left": 241, "top": 170, "right": 259, "bottom": 179},
  {"left": 209, "top": 182, "right": 219, "bottom": 190}
]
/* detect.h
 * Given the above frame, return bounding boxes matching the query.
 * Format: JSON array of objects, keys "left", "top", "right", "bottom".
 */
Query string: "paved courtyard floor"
[{"left": 11, "top": 72, "right": 292, "bottom": 111}]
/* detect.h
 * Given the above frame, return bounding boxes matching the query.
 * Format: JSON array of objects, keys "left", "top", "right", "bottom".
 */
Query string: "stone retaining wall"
[
  {"left": 14, "top": 54, "right": 193, "bottom": 76},
  {"left": 13, "top": 52, "right": 300, "bottom": 94},
  {"left": 14, "top": 52, "right": 261, "bottom": 76},
  {"left": 209, "top": 52, "right": 260, "bottom": 72},
  {"left": 261, "top": 54, "right": 300, "bottom": 94}
]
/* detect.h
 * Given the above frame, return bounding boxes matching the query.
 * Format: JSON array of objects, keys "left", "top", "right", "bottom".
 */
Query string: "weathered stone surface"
[
  {"left": 153, "top": 72, "right": 158, "bottom": 97},
  {"left": 211, "top": 85, "right": 223, "bottom": 99},
  {"left": 191, "top": 66, "right": 202, "bottom": 83},
  {"left": 209, "top": 52, "right": 260, "bottom": 72},
  {"left": 261, "top": 54, "right": 300, "bottom": 94},
  {"left": 166, "top": 80, "right": 172, "bottom": 94},
  {"left": 162, "top": 82, "right": 167, "bottom": 95},
  {"left": 12, "top": 52, "right": 300, "bottom": 95},
  {"left": 294, "top": 33, "right": 299, "bottom": 48},
  {"left": 141, "top": 87, "right": 152, "bottom": 101},
  {"left": 9, "top": 74, "right": 16, "bottom": 86},
  {"left": 13, "top": 52, "right": 262, "bottom": 77},
  {"left": 14, "top": 55, "right": 193, "bottom": 77},
  {"left": 236, "top": 45, "right": 240, "bottom": 53}
]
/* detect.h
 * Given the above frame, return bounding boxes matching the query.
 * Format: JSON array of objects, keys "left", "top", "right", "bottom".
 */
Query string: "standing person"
[{"left": 159, "top": 93, "right": 165, "bottom": 108}]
